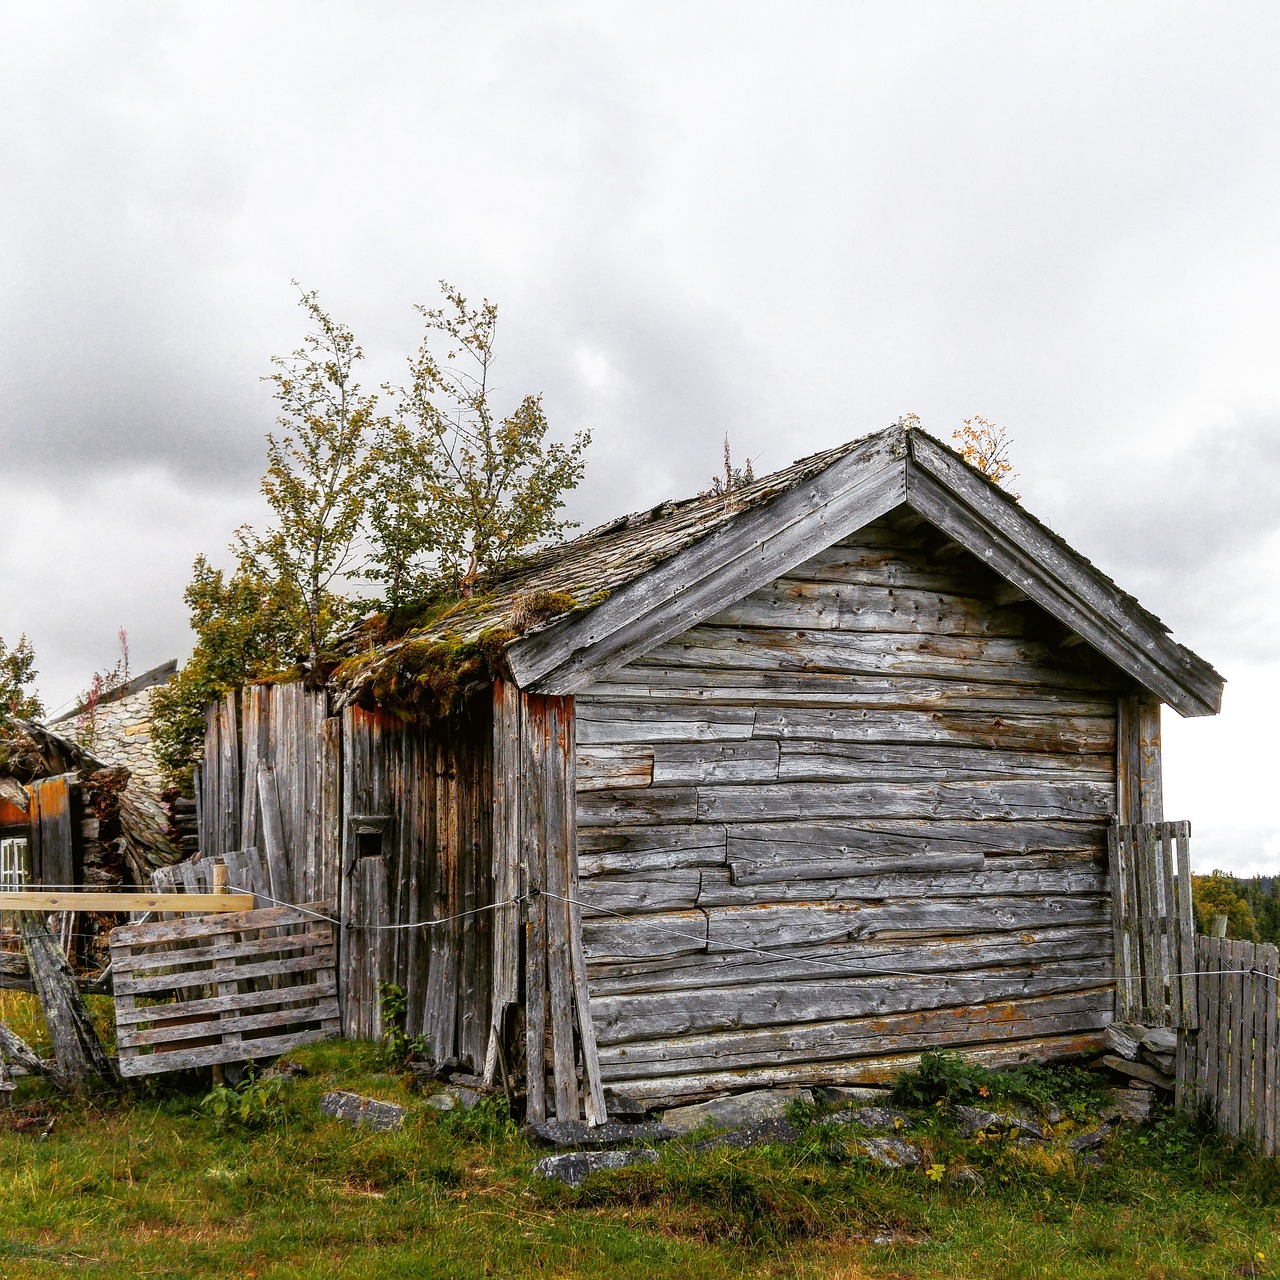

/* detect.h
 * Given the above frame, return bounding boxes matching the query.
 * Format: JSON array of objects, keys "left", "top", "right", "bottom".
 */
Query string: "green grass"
[{"left": 0, "top": 1003, "right": 1277, "bottom": 1279}]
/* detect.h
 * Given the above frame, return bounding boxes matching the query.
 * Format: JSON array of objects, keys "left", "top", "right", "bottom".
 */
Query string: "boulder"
[
  {"left": 534, "top": 1149, "right": 659, "bottom": 1186},
  {"left": 812, "top": 1086, "right": 891, "bottom": 1106},
  {"left": 661, "top": 1087, "right": 813, "bottom": 1135},
  {"left": 1104, "top": 1086, "right": 1154, "bottom": 1123},
  {"left": 952, "top": 1106, "right": 1045, "bottom": 1140},
  {"left": 855, "top": 1135, "right": 922, "bottom": 1168},
  {"left": 688, "top": 1118, "right": 802, "bottom": 1152},
  {"left": 1104, "top": 1023, "right": 1144, "bottom": 1061},
  {"left": 1141, "top": 1027, "right": 1178, "bottom": 1054},
  {"left": 529, "top": 1119, "right": 675, "bottom": 1150},
  {"left": 320, "top": 1090, "right": 407, "bottom": 1132},
  {"left": 424, "top": 1085, "right": 483, "bottom": 1112},
  {"left": 1101, "top": 1054, "right": 1172, "bottom": 1091},
  {"left": 1068, "top": 1123, "right": 1111, "bottom": 1152},
  {"left": 825, "top": 1106, "right": 912, "bottom": 1133}
]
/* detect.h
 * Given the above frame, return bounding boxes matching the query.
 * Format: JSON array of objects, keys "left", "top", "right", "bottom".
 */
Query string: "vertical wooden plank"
[
  {"left": 1158, "top": 822, "right": 1179, "bottom": 1026},
  {"left": 239, "top": 686, "right": 264, "bottom": 859},
  {"left": 320, "top": 716, "right": 343, "bottom": 911},
  {"left": 201, "top": 703, "right": 218, "bottom": 858},
  {"left": 1116, "top": 696, "right": 1141, "bottom": 826},
  {"left": 521, "top": 693, "right": 548, "bottom": 1125},
  {"left": 1137, "top": 825, "right": 1161, "bottom": 1024},
  {"left": 257, "top": 764, "right": 291, "bottom": 906},
  {"left": 1107, "top": 826, "right": 1130, "bottom": 1021},
  {"left": 1175, "top": 822, "right": 1197, "bottom": 1029},
  {"left": 218, "top": 691, "right": 240, "bottom": 856},
  {"left": 424, "top": 735, "right": 460, "bottom": 1064},
  {"left": 1124, "top": 827, "right": 1143, "bottom": 1023},
  {"left": 1137, "top": 697, "right": 1163, "bottom": 824},
  {"left": 562, "top": 698, "right": 607, "bottom": 1125},
  {"left": 1263, "top": 943, "right": 1278, "bottom": 1158},
  {"left": 1228, "top": 941, "right": 1244, "bottom": 1139},
  {"left": 541, "top": 697, "right": 578, "bottom": 1121},
  {"left": 485, "top": 678, "right": 521, "bottom": 1085},
  {"left": 1250, "top": 943, "right": 1266, "bottom": 1152},
  {"left": 30, "top": 775, "right": 74, "bottom": 889},
  {"left": 1212, "top": 936, "right": 1227, "bottom": 1129}
]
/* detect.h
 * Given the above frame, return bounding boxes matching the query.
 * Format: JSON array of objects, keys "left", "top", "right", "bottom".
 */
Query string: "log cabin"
[{"left": 196, "top": 422, "right": 1223, "bottom": 1115}]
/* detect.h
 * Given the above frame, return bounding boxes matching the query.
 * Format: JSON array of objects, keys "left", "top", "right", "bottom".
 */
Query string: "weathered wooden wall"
[
  {"left": 199, "top": 685, "right": 495, "bottom": 1069},
  {"left": 573, "top": 511, "right": 1127, "bottom": 1105},
  {"left": 340, "top": 702, "right": 494, "bottom": 1066}
]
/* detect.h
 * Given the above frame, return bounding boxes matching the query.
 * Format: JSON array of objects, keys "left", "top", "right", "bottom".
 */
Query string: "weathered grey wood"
[
  {"left": 726, "top": 849, "right": 986, "bottom": 887},
  {"left": 904, "top": 434, "right": 1222, "bottom": 716},
  {"left": 116, "top": 948, "right": 336, "bottom": 996},
  {"left": 319, "top": 715, "right": 342, "bottom": 912},
  {"left": 695, "top": 779, "right": 1114, "bottom": 823},
  {"left": 521, "top": 692, "right": 549, "bottom": 1124},
  {"left": 113, "top": 926, "right": 333, "bottom": 977},
  {"left": 217, "top": 691, "right": 240, "bottom": 855},
  {"left": 591, "top": 963, "right": 1113, "bottom": 1046},
  {"left": 591, "top": 667, "right": 1120, "bottom": 717},
  {"left": 642, "top": 625, "right": 1120, "bottom": 692},
  {"left": 611, "top": 1030, "right": 1106, "bottom": 1106},
  {"left": 0, "top": 1021, "right": 48, "bottom": 1076},
  {"left": 596, "top": 987, "right": 1111, "bottom": 1078},
  {"left": 576, "top": 745, "right": 655, "bottom": 791},
  {"left": 1138, "top": 698, "right": 1163, "bottom": 823},
  {"left": 751, "top": 705, "right": 1115, "bottom": 754},
  {"left": 577, "top": 704, "right": 756, "bottom": 744},
  {"left": 577, "top": 788, "right": 699, "bottom": 827},
  {"left": 19, "top": 911, "right": 116, "bottom": 1084},
  {"left": 1174, "top": 824, "right": 1196, "bottom": 1028},
  {"left": 774, "top": 740, "right": 1114, "bottom": 782},
  {"left": 1106, "top": 826, "right": 1132, "bottom": 1022},
  {"left": 113, "top": 901, "right": 332, "bottom": 946},
  {"left": 577, "top": 869, "right": 704, "bottom": 916},
  {"left": 1157, "top": 823, "right": 1180, "bottom": 1027},
  {"left": 486, "top": 677, "right": 521, "bottom": 1085},
  {"left": 587, "top": 925, "right": 1112, "bottom": 996},
  {"left": 578, "top": 824, "right": 728, "bottom": 877},
  {"left": 120, "top": 1029, "right": 335, "bottom": 1076},
  {"left": 510, "top": 430, "right": 910, "bottom": 692},
  {"left": 1250, "top": 950, "right": 1265, "bottom": 1151},
  {"left": 257, "top": 764, "right": 291, "bottom": 905},
  {"left": 714, "top": 578, "right": 1031, "bottom": 637},
  {"left": 583, "top": 910, "right": 710, "bottom": 963},
  {"left": 1263, "top": 943, "right": 1277, "bottom": 1156},
  {"left": 29, "top": 774, "right": 75, "bottom": 889},
  {"left": 651, "top": 741, "right": 780, "bottom": 786}
]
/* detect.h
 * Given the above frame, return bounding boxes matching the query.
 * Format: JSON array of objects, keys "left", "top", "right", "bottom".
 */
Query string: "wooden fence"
[
  {"left": 1180, "top": 936, "right": 1280, "bottom": 1156},
  {"left": 1107, "top": 820, "right": 1196, "bottom": 1029},
  {"left": 111, "top": 862, "right": 339, "bottom": 1077}
]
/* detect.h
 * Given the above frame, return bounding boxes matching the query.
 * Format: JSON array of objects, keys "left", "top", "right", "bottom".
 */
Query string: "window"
[{"left": 0, "top": 837, "right": 29, "bottom": 889}]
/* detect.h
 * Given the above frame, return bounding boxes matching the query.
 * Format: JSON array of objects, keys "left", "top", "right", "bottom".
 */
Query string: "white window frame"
[{"left": 0, "top": 836, "right": 29, "bottom": 889}]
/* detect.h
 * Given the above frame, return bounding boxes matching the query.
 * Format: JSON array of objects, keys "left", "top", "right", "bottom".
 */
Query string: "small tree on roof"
[
  {"left": 0, "top": 633, "right": 43, "bottom": 722},
  {"left": 951, "top": 415, "right": 1019, "bottom": 496}
]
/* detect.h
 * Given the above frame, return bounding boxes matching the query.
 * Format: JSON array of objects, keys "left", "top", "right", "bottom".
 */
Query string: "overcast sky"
[{"left": 2, "top": 2, "right": 1277, "bottom": 873}]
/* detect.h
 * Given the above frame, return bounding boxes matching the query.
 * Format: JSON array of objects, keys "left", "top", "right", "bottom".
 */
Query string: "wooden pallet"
[{"left": 111, "top": 902, "right": 340, "bottom": 1076}]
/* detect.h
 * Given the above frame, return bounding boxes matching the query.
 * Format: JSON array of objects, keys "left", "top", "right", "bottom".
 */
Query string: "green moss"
[
  {"left": 511, "top": 589, "right": 580, "bottom": 631},
  {"left": 366, "top": 626, "right": 516, "bottom": 723}
]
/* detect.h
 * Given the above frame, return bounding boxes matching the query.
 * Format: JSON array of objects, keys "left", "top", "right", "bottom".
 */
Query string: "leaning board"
[{"left": 110, "top": 902, "right": 340, "bottom": 1076}]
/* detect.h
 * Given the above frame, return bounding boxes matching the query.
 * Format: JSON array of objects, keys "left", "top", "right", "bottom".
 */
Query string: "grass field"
[{"left": 1, "top": 989, "right": 1278, "bottom": 1280}]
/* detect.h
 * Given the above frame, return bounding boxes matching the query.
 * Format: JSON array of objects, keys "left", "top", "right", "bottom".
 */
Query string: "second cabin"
[{"left": 197, "top": 423, "right": 1224, "bottom": 1116}]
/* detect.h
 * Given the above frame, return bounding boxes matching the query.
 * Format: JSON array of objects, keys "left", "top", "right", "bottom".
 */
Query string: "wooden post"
[
  {"left": 1211, "top": 915, "right": 1228, "bottom": 938},
  {"left": 18, "top": 912, "right": 116, "bottom": 1086}
]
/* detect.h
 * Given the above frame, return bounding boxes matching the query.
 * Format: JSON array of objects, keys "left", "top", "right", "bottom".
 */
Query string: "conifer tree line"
[{"left": 150, "top": 282, "right": 590, "bottom": 780}]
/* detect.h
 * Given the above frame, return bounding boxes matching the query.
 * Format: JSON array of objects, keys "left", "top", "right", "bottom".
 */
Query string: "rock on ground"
[
  {"left": 688, "top": 1118, "right": 802, "bottom": 1152},
  {"left": 534, "top": 1149, "right": 659, "bottom": 1186},
  {"left": 812, "top": 1086, "right": 891, "bottom": 1106},
  {"left": 529, "top": 1119, "right": 675, "bottom": 1150},
  {"left": 952, "top": 1106, "right": 1045, "bottom": 1140},
  {"left": 424, "top": 1085, "right": 483, "bottom": 1112},
  {"left": 855, "top": 1136, "right": 922, "bottom": 1168},
  {"left": 320, "top": 1090, "right": 407, "bottom": 1132},
  {"left": 661, "top": 1087, "right": 813, "bottom": 1135},
  {"left": 825, "top": 1106, "right": 912, "bottom": 1132}
]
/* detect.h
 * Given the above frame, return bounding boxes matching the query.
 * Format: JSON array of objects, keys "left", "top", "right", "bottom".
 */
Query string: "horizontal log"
[
  {"left": 592, "top": 962, "right": 1113, "bottom": 1046},
  {"left": 725, "top": 819, "right": 1106, "bottom": 864},
  {"left": 577, "top": 869, "right": 704, "bottom": 917},
  {"left": 587, "top": 924, "right": 1113, "bottom": 995},
  {"left": 700, "top": 897, "right": 1108, "bottom": 950},
  {"left": 711, "top": 579, "right": 1029, "bottom": 638},
  {"left": 576, "top": 745, "right": 654, "bottom": 792},
  {"left": 118, "top": 1026, "right": 337, "bottom": 1077},
  {"left": 597, "top": 988, "right": 1112, "bottom": 1077},
  {"left": 583, "top": 909, "right": 709, "bottom": 962},
  {"left": 0, "top": 892, "right": 255, "bottom": 914},
  {"left": 783, "top": 538, "right": 992, "bottom": 592},
  {"left": 700, "top": 864, "right": 1107, "bottom": 907},
  {"left": 651, "top": 741, "right": 780, "bottom": 786},
  {"left": 584, "top": 670, "right": 1118, "bottom": 717},
  {"left": 577, "top": 704, "right": 755, "bottom": 744},
  {"left": 644, "top": 625, "right": 1122, "bottom": 692},
  {"left": 578, "top": 823, "right": 728, "bottom": 876},
  {"left": 606, "top": 1031, "right": 1106, "bottom": 1106},
  {"left": 775, "top": 740, "right": 1115, "bottom": 782},
  {"left": 577, "top": 787, "right": 699, "bottom": 826},
  {"left": 752, "top": 706, "right": 1115, "bottom": 754},
  {"left": 697, "top": 779, "right": 1115, "bottom": 823}
]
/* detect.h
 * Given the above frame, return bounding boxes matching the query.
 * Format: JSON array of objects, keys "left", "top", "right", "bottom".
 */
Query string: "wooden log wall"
[
  {"left": 340, "top": 702, "right": 494, "bottom": 1071},
  {"left": 573, "top": 512, "right": 1128, "bottom": 1105}
]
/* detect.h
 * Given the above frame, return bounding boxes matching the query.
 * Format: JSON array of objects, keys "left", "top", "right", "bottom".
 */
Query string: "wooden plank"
[
  {"left": 577, "top": 787, "right": 698, "bottom": 827},
  {"left": 1242, "top": 941, "right": 1259, "bottom": 1145},
  {"left": 487, "top": 678, "right": 521, "bottom": 1085},
  {"left": 591, "top": 963, "right": 1113, "bottom": 1047},
  {"left": 1137, "top": 699, "right": 1163, "bottom": 823},
  {"left": 1158, "top": 823, "right": 1179, "bottom": 1027},
  {"left": 578, "top": 824, "right": 728, "bottom": 877},
  {"left": 1227, "top": 940, "right": 1243, "bottom": 1139},
  {"left": 652, "top": 741, "right": 779, "bottom": 786},
  {"left": 541, "top": 696, "right": 579, "bottom": 1121},
  {"left": 2, "top": 891, "right": 255, "bottom": 913},
  {"left": 112, "top": 926, "right": 333, "bottom": 977},
  {"left": 117, "top": 1027, "right": 335, "bottom": 1077},
  {"left": 117, "top": 992, "right": 339, "bottom": 1045},
  {"left": 1106, "top": 826, "right": 1131, "bottom": 1022},
  {"left": 577, "top": 705, "right": 756, "bottom": 744},
  {"left": 752, "top": 705, "right": 1115, "bottom": 754},
  {"left": 577, "top": 869, "right": 703, "bottom": 916},
  {"left": 695, "top": 778, "right": 1114, "bottom": 823},
  {"left": 319, "top": 715, "right": 343, "bottom": 913},
  {"left": 1251, "top": 945, "right": 1266, "bottom": 1151},
  {"left": 775, "top": 740, "right": 1114, "bottom": 782},
  {"left": 1175, "top": 823, "right": 1196, "bottom": 1029},
  {"left": 111, "top": 902, "right": 331, "bottom": 945},
  {"left": 1263, "top": 943, "right": 1278, "bottom": 1157},
  {"left": 29, "top": 774, "right": 74, "bottom": 889},
  {"left": 115, "top": 948, "right": 337, "bottom": 996},
  {"left": 726, "top": 850, "right": 985, "bottom": 888},
  {"left": 218, "top": 690, "right": 240, "bottom": 854},
  {"left": 576, "top": 745, "right": 655, "bottom": 792},
  {"left": 586, "top": 924, "right": 1112, "bottom": 996},
  {"left": 258, "top": 764, "right": 291, "bottom": 906},
  {"left": 521, "top": 694, "right": 548, "bottom": 1124}
]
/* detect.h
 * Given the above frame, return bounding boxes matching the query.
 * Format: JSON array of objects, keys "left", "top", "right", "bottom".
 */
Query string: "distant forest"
[{"left": 1193, "top": 873, "right": 1280, "bottom": 945}]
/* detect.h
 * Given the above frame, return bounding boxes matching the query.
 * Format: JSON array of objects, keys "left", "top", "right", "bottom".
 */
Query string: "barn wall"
[
  {"left": 199, "top": 684, "right": 494, "bottom": 1067},
  {"left": 573, "top": 513, "right": 1126, "bottom": 1104}
]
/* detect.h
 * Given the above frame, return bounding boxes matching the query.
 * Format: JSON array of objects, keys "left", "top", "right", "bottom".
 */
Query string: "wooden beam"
[{"left": 0, "top": 892, "right": 255, "bottom": 913}]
